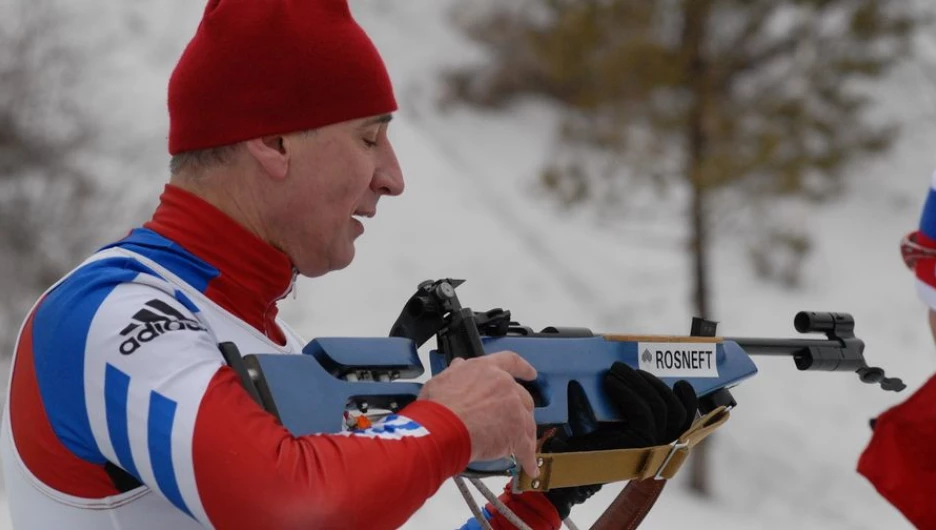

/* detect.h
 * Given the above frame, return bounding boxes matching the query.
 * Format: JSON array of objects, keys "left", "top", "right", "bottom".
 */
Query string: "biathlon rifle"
[{"left": 221, "top": 278, "right": 904, "bottom": 524}]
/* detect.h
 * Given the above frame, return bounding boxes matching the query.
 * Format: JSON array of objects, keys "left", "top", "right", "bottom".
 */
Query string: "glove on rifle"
[{"left": 543, "top": 362, "right": 699, "bottom": 519}]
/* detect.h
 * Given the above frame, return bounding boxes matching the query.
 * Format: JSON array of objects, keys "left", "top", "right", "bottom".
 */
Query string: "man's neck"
[{"left": 169, "top": 169, "right": 273, "bottom": 244}]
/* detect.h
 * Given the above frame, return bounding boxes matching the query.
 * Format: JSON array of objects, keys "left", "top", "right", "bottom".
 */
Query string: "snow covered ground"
[{"left": 3, "top": 0, "right": 936, "bottom": 528}]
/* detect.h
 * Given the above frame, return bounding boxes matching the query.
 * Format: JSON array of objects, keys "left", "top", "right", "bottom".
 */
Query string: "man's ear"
[{"left": 245, "top": 135, "right": 289, "bottom": 180}]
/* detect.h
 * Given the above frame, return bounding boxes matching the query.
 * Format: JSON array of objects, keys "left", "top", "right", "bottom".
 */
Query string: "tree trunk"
[
  {"left": 683, "top": 0, "right": 714, "bottom": 498},
  {"left": 688, "top": 163, "right": 712, "bottom": 498}
]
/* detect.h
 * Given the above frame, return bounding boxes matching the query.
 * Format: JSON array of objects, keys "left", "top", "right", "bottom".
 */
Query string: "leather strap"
[
  {"left": 515, "top": 406, "right": 730, "bottom": 492},
  {"left": 590, "top": 479, "right": 667, "bottom": 530}
]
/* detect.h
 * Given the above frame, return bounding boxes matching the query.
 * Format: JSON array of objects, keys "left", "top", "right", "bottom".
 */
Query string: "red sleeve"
[
  {"left": 486, "top": 485, "right": 562, "bottom": 530},
  {"left": 193, "top": 367, "right": 471, "bottom": 529},
  {"left": 858, "top": 373, "right": 936, "bottom": 529}
]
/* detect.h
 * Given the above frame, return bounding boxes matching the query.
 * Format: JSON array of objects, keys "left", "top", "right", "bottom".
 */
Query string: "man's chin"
[
  {"left": 328, "top": 247, "right": 356, "bottom": 274},
  {"left": 296, "top": 258, "right": 350, "bottom": 279},
  {"left": 294, "top": 243, "right": 356, "bottom": 278}
]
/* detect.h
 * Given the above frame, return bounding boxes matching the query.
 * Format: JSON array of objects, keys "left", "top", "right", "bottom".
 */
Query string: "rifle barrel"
[{"left": 726, "top": 337, "right": 842, "bottom": 357}]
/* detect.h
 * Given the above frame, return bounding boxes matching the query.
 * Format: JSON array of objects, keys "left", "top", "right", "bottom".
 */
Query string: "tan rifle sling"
[{"left": 513, "top": 406, "right": 731, "bottom": 529}]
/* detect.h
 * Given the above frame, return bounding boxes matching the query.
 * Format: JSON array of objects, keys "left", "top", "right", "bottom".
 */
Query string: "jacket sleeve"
[
  {"left": 858, "top": 373, "right": 936, "bottom": 530},
  {"left": 458, "top": 485, "right": 561, "bottom": 530},
  {"left": 36, "top": 277, "right": 471, "bottom": 530}
]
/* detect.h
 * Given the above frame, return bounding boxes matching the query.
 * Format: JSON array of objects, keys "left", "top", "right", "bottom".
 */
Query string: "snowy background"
[{"left": 3, "top": 0, "right": 936, "bottom": 528}]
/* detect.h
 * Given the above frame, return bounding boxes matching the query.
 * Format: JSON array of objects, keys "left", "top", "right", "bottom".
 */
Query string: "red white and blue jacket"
[
  {"left": 0, "top": 184, "right": 560, "bottom": 529},
  {"left": 858, "top": 169, "right": 936, "bottom": 530}
]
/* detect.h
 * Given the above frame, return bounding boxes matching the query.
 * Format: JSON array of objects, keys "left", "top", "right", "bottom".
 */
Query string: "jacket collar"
[{"left": 143, "top": 184, "right": 295, "bottom": 344}]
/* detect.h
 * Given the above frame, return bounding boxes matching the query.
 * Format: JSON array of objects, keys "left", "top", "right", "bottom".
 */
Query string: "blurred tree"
[
  {"left": 0, "top": 0, "right": 109, "bottom": 351},
  {"left": 443, "top": 0, "right": 919, "bottom": 497}
]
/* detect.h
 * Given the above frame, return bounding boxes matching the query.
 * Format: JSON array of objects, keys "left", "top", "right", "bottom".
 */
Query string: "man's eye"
[{"left": 363, "top": 138, "right": 378, "bottom": 148}]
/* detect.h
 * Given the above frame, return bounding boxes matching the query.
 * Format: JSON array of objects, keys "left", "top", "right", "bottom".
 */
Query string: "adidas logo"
[{"left": 118, "top": 299, "right": 206, "bottom": 355}]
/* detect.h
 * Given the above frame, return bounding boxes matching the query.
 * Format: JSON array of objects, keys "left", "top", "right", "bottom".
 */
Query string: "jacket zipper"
[{"left": 263, "top": 267, "right": 298, "bottom": 342}]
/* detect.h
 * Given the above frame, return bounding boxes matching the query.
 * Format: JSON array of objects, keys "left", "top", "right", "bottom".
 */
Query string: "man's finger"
[
  {"left": 449, "top": 358, "right": 466, "bottom": 368},
  {"left": 486, "top": 351, "right": 537, "bottom": 381},
  {"left": 608, "top": 363, "right": 667, "bottom": 442},
  {"left": 606, "top": 382, "right": 657, "bottom": 443},
  {"left": 673, "top": 380, "right": 699, "bottom": 434},
  {"left": 637, "top": 370, "right": 683, "bottom": 441},
  {"left": 514, "top": 414, "right": 540, "bottom": 478}
]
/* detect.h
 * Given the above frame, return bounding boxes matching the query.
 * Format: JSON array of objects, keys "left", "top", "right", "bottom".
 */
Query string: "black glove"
[{"left": 543, "top": 362, "right": 699, "bottom": 519}]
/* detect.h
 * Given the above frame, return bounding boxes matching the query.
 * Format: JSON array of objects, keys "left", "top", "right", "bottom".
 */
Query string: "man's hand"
[
  {"left": 418, "top": 351, "right": 540, "bottom": 478},
  {"left": 544, "top": 362, "right": 699, "bottom": 519},
  {"left": 591, "top": 361, "right": 698, "bottom": 447}
]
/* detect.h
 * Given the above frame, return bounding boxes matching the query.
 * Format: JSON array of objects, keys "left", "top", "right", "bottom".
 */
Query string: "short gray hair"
[
  {"left": 169, "top": 144, "right": 240, "bottom": 176},
  {"left": 169, "top": 130, "right": 320, "bottom": 176}
]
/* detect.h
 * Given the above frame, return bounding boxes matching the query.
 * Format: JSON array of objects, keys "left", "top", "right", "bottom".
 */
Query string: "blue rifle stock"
[{"left": 227, "top": 279, "right": 905, "bottom": 476}]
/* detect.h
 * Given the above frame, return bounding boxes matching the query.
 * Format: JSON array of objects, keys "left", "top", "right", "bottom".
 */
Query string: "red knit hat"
[{"left": 167, "top": 0, "right": 397, "bottom": 155}]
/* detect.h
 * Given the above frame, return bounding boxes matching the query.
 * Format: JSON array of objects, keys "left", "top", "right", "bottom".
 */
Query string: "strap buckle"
[{"left": 653, "top": 440, "right": 688, "bottom": 481}]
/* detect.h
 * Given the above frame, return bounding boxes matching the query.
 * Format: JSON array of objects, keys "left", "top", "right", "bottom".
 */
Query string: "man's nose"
[{"left": 373, "top": 141, "right": 404, "bottom": 197}]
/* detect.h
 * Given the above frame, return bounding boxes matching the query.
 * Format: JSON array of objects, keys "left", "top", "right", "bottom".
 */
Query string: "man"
[
  {"left": 0, "top": 1, "right": 696, "bottom": 528},
  {"left": 858, "top": 169, "right": 936, "bottom": 529}
]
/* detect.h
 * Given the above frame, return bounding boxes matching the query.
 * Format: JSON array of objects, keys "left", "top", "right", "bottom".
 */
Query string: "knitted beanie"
[{"left": 168, "top": 0, "right": 397, "bottom": 155}]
